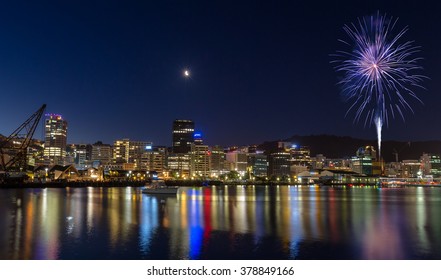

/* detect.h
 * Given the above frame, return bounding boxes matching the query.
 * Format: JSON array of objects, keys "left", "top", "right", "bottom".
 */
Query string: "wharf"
[{"left": 0, "top": 180, "right": 148, "bottom": 188}]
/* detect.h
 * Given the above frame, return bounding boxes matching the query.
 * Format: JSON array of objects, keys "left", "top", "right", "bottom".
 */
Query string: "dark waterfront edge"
[{"left": 1, "top": 180, "right": 439, "bottom": 189}]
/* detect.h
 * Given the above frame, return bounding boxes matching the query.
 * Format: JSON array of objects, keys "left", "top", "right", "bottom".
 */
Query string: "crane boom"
[{"left": 0, "top": 104, "right": 46, "bottom": 173}]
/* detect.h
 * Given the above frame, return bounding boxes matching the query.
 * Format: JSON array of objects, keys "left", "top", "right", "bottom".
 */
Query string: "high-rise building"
[
  {"left": 172, "top": 120, "right": 194, "bottom": 154},
  {"left": 113, "top": 139, "right": 130, "bottom": 163},
  {"left": 190, "top": 134, "right": 210, "bottom": 178},
  {"left": 148, "top": 146, "right": 167, "bottom": 176},
  {"left": 210, "top": 145, "right": 226, "bottom": 178},
  {"left": 44, "top": 114, "right": 67, "bottom": 165}
]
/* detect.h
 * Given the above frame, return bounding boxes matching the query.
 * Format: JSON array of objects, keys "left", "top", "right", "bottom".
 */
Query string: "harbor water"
[{"left": 1, "top": 185, "right": 440, "bottom": 259}]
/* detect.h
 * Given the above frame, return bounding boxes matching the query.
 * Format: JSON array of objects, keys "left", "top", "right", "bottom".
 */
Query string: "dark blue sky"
[{"left": 0, "top": 0, "right": 440, "bottom": 146}]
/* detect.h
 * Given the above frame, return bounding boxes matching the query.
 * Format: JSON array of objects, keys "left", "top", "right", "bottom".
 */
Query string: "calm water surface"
[{"left": 1, "top": 185, "right": 440, "bottom": 260}]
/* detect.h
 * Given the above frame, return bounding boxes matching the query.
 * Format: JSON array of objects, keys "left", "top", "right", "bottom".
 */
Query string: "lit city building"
[
  {"left": 113, "top": 139, "right": 152, "bottom": 170},
  {"left": 91, "top": 141, "right": 112, "bottom": 165},
  {"left": 43, "top": 114, "right": 68, "bottom": 166},
  {"left": 113, "top": 139, "right": 130, "bottom": 163},
  {"left": 172, "top": 120, "right": 194, "bottom": 154},
  {"left": 401, "top": 160, "right": 421, "bottom": 178},
  {"left": 268, "top": 151, "right": 291, "bottom": 178},
  {"left": 190, "top": 133, "right": 210, "bottom": 177},
  {"left": 210, "top": 145, "right": 226, "bottom": 178},
  {"left": 147, "top": 146, "right": 167, "bottom": 177},
  {"left": 420, "top": 153, "right": 441, "bottom": 177},
  {"left": 225, "top": 149, "right": 248, "bottom": 176},
  {"left": 140, "top": 145, "right": 166, "bottom": 175},
  {"left": 65, "top": 144, "right": 89, "bottom": 170},
  {"left": 247, "top": 152, "right": 268, "bottom": 178},
  {"left": 167, "top": 153, "right": 191, "bottom": 178},
  {"left": 351, "top": 146, "right": 381, "bottom": 176}
]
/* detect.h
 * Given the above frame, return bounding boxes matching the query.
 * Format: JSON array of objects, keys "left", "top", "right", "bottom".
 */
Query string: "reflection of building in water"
[
  {"left": 167, "top": 185, "right": 333, "bottom": 258},
  {"left": 9, "top": 189, "right": 61, "bottom": 259},
  {"left": 139, "top": 196, "right": 159, "bottom": 254}
]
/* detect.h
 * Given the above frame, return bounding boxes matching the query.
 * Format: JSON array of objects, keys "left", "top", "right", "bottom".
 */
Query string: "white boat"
[{"left": 141, "top": 181, "right": 179, "bottom": 194}]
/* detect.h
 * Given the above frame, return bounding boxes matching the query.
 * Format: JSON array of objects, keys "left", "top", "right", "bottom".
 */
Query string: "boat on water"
[{"left": 141, "top": 180, "right": 179, "bottom": 194}]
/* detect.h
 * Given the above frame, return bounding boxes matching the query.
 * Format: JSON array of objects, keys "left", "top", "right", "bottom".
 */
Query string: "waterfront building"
[
  {"left": 210, "top": 145, "right": 226, "bottom": 178},
  {"left": 149, "top": 147, "right": 167, "bottom": 177},
  {"left": 383, "top": 162, "right": 401, "bottom": 177},
  {"left": 247, "top": 153, "right": 268, "bottom": 178},
  {"left": 310, "top": 154, "right": 326, "bottom": 170},
  {"left": 139, "top": 146, "right": 167, "bottom": 176},
  {"left": 43, "top": 114, "right": 67, "bottom": 166},
  {"left": 190, "top": 143, "right": 210, "bottom": 178},
  {"left": 172, "top": 120, "right": 194, "bottom": 154},
  {"left": 225, "top": 150, "right": 248, "bottom": 176},
  {"left": 113, "top": 139, "right": 152, "bottom": 169},
  {"left": 188, "top": 132, "right": 210, "bottom": 177},
  {"left": 420, "top": 153, "right": 441, "bottom": 177},
  {"left": 167, "top": 153, "right": 191, "bottom": 178},
  {"left": 128, "top": 141, "right": 152, "bottom": 170},
  {"left": 48, "top": 164, "right": 79, "bottom": 181},
  {"left": 65, "top": 144, "right": 76, "bottom": 166},
  {"left": 91, "top": 141, "right": 112, "bottom": 165},
  {"left": 401, "top": 160, "right": 421, "bottom": 178},
  {"left": 324, "top": 158, "right": 352, "bottom": 170},
  {"left": 113, "top": 139, "right": 129, "bottom": 163},
  {"left": 27, "top": 141, "right": 44, "bottom": 167},
  {"left": 290, "top": 145, "right": 311, "bottom": 167},
  {"left": 268, "top": 151, "right": 291, "bottom": 178},
  {"left": 65, "top": 144, "right": 89, "bottom": 170},
  {"left": 291, "top": 165, "right": 308, "bottom": 176},
  {"left": 351, "top": 146, "right": 381, "bottom": 176}
]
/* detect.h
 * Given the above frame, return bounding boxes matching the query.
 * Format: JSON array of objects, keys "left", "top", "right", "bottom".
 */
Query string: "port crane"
[{"left": 0, "top": 104, "right": 46, "bottom": 181}]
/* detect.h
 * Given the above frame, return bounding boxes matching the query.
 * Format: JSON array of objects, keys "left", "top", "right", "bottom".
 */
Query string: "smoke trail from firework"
[{"left": 332, "top": 12, "right": 426, "bottom": 159}]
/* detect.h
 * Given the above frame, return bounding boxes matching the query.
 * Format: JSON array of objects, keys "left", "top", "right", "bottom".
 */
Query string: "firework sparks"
[{"left": 332, "top": 12, "right": 426, "bottom": 158}]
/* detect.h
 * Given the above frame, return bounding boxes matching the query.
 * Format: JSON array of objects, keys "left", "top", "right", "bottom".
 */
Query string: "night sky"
[{"left": 1, "top": 0, "right": 440, "bottom": 147}]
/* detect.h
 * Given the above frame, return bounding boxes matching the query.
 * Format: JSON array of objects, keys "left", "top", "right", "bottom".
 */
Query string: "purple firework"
[{"left": 332, "top": 12, "right": 426, "bottom": 157}]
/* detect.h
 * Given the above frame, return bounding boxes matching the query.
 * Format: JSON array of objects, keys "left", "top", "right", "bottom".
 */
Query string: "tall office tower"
[
  {"left": 190, "top": 132, "right": 210, "bottom": 178},
  {"left": 172, "top": 120, "right": 194, "bottom": 154},
  {"left": 210, "top": 145, "right": 226, "bottom": 178},
  {"left": 43, "top": 114, "right": 68, "bottom": 166}
]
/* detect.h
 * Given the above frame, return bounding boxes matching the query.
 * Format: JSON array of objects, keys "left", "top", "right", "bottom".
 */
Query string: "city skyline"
[{"left": 1, "top": 1, "right": 440, "bottom": 147}]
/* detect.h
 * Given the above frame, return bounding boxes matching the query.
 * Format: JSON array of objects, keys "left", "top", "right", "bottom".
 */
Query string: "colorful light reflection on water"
[{"left": 1, "top": 185, "right": 441, "bottom": 259}]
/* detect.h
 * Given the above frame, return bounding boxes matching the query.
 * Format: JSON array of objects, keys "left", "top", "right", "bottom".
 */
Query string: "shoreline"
[{"left": 0, "top": 180, "right": 440, "bottom": 189}]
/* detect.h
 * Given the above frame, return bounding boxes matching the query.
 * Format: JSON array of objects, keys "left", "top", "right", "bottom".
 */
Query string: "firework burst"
[{"left": 332, "top": 12, "right": 426, "bottom": 158}]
